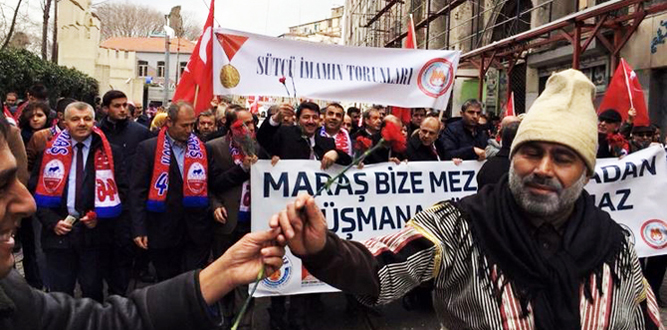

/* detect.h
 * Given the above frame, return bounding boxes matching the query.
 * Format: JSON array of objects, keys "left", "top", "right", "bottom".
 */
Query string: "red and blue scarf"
[
  {"left": 35, "top": 127, "right": 122, "bottom": 218},
  {"left": 147, "top": 127, "right": 208, "bottom": 212},
  {"left": 229, "top": 139, "right": 250, "bottom": 223}
]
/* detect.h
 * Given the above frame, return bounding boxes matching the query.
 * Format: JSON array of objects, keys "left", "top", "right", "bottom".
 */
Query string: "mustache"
[{"left": 521, "top": 173, "right": 563, "bottom": 192}]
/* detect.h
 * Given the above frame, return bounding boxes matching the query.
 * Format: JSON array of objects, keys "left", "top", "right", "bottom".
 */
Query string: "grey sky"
[
  {"left": 2, "top": 0, "right": 342, "bottom": 37},
  {"left": 102, "top": 0, "right": 344, "bottom": 37}
]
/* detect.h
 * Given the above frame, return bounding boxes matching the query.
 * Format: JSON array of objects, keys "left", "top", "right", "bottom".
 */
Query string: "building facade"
[
  {"left": 279, "top": 6, "right": 344, "bottom": 44},
  {"left": 57, "top": 0, "right": 144, "bottom": 104},
  {"left": 100, "top": 37, "right": 194, "bottom": 106},
  {"left": 343, "top": 0, "right": 667, "bottom": 128}
]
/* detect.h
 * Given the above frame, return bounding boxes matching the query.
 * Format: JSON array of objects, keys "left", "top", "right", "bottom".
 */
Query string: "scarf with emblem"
[
  {"left": 147, "top": 127, "right": 208, "bottom": 212},
  {"left": 35, "top": 127, "right": 121, "bottom": 218},
  {"left": 319, "top": 127, "right": 352, "bottom": 156}
]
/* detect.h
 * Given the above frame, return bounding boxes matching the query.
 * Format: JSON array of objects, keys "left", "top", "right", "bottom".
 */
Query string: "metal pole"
[
  {"left": 164, "top": 14, "right": 171, "bottom": 106},
  {"left": 425, "top": 0, "right": 431, "bottom": 49},
  {"left": 478, "top": 53, "right": 485, "bottom": 100},
  {"left": 573, "top": 25, "right": 581, "bottom": 70}
]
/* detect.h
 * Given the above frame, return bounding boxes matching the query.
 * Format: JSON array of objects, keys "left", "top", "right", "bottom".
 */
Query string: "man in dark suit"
[
  {"left": 406, "top": 117, "right": 445, "bottom": 161},
  {"left": 257, "top": 102, "right": 351, "bottom": 168},
  {"left": 131, "top": 101, "right": 240, "bottom": 282},
  {"left": 256, "top": 102, "right": 350, "bottom": 330},
  {"left": 98, "top": 90, "right": 152, "bottom": 296},
  {"left": 30, "top": 102, "right": 126, "bottom": 302},
  {"left": 440, "top": 99, "right": 488, "bottom": 160},
  {"left": 207, "top": 108, "right": 267, "bottom": 328}
]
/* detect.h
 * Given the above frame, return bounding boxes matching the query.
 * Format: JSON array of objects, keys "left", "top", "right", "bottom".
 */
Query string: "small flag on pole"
[{"left": 597, "top": 58, "right": 650, "bottom": 127}]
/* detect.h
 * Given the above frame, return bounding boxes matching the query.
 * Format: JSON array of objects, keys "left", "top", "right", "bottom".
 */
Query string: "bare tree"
[
  {"left": 181, "top": 10, "right": 203, "bottom": 40},
  {"left": 94, "top": 2, "right": 164, "bottom": 40},
  {"left": 1, "top": 0, "right": 24, "bottom": 51},
  {"left": 51, "top": 0, "right": 58, "bottom": 62},
  {"left": 93, "top": 2, "right": 203, "bottom": 41},
  {"left": 41, "top": 0, "right": 52, "bottom": 60}
]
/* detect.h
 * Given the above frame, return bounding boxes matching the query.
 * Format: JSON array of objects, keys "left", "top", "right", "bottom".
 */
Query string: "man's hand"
[
  {"left": 453, "top": 158, "right": 463, "bottom": 166},
  {"left": 54, "top": 221, "right": 72, "bottom": 236},
  {"left": 389, "top": 157, "right": 401, "bottom": 165},
  {"left": 627, "top": 107, "right": 637, "bottom": 124},
  {"left": 270, "top": 194, "right": 327, "bottom": 256},
  {"left": 134, "top": 236, "right": 148, "bottom": 250},
  {"left": 273, "top": 104, "right": 294, "bottom": 124},
  {"left": 474, "top": 147, "right": 486, "bottom": 161},
  {"left": 80, "top": 214, "right": 97, "bottom": 229},
  {"left": 213, "top": 206, "right": 228, "bottom": 224},
  {"left": 242, "top": 155, "right": 259, "bottom": 170},
  {"left": 199, "top": 228, "right": 286, "bottom": 304},
  {"left": 321, "top": 150, "right": 339, "bottom": 169},
  {"left": 271, "top": 155, "right": 280, "bottom": 166}
]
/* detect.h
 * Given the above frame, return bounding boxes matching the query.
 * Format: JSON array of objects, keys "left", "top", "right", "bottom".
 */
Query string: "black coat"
[
  {"left": 0, "top": 269, "right": 221, "bottom": 330},
  {"left": 257, "top": 120, "right": 351, "bottom": 164},
  {"left": 406, "top": 134, "right": 445, "bottom": 162},
  {"left": 130, "top": 137, "right": 244, "bottom": 249},
  {"left": 29, "top": 135, "right": 127, "bottom": 250},
  {"left": 98, "top": 117, "right": 152, "bottom": 172},
  {"left": 476, "top": 147, "right": 511, "bottom": 190},
  {"left": 440, "top": 120, "right": 488, "bottom": 160}
]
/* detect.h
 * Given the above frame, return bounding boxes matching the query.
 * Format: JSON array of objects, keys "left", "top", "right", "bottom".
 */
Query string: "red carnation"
[
  {"left": 279, "top": 76, "right": 287, "bottom": 84},
  {"left": 381, "top": 121, "right": 407, "bottom": 153},
  {"left": 354, "top": 136, "right": 373, "bottom": 152},
  {"left": 86, "top": 211, "right": 97, "bottom": 220}
]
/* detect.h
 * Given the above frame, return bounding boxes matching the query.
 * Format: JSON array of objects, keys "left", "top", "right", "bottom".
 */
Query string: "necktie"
[{"left": 75, "top": 142, "right": 84, "bottom": 211}]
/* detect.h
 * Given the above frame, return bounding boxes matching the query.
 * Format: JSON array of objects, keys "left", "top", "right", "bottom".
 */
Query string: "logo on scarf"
[
  {"left": 186, "top": 162, "right": 206, "bottom": 194},
  {"left": 641, "top": 219, "right": 667, "bottom": 249},
  {"left": 417, "top": 58, "right": 454, "bottom": 98},
  {"left": 42, "top": 160, "right": 65, "bottom": 193},
  {"left": 262, "top": 255, "right": 292, "bottom": 288}
]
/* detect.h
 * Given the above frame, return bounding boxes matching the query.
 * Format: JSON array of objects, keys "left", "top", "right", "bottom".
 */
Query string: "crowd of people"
[{"left": 1, "top": 68, "right": 666, "bottom": 329}]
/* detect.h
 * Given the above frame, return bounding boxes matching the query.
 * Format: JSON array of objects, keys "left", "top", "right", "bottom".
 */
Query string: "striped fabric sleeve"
[
  {"left": 301, "top": 202, "right": 455, "bottom": 306},
  {"left": 626, "top": 239, "right": 665, "bottom": 330}
]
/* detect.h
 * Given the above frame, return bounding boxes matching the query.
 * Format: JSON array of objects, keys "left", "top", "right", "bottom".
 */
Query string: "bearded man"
[{"left": 271, "top": 69, "right": 662, "bottom": 329}]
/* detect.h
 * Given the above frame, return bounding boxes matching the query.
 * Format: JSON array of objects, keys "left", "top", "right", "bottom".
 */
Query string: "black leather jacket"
[{"left": 0, "top": 269, "right": 221, "bottom": 330}]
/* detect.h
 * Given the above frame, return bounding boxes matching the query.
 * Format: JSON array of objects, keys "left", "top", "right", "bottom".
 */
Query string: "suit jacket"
[
  {"left": 30, "top": 135, "right": 126, "bottom": 250},
  {"left": 440, "top": 120, "right": 488, "bottom": 160},
  {"left": 131, "top": 136, "right": 242, "bottom": 249},
  {"left": 406, "top": 134, "right": 445, "bottom": 162},
  {"left": 206, "top": 136, "right": 267, "bottom": 235},
  {"left": 257, "top": 120, "right": 352, "bottom": 165}
]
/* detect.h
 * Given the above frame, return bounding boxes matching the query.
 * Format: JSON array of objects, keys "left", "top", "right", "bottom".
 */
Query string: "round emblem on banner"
[
  {"left": 42, "top": 159, "right": 65, "bottom": 193},
  {"left": 417, "top": 58, "right": 454, "bottom": 98},
  {"left": 263, "top": 255, "right": 292, "bottom": 288},
  {"left": 618, "top": 223, "right": 635, "bottom": 245},
  {"left": 220, "top": 64, "right": 240, "bottom": 88},
  {"left": 640, "top": 219, "right": 667, "bottom": 249},
  {"left": 186, "top": 162, "right": 206, "bottom": 194}
]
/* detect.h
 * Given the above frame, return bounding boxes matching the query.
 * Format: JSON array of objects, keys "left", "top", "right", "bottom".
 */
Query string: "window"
[
  {"left": 138, "top": 60, "right": 148, "bottom": 77},
  {"left": 179, "top": 61, "right": 187, "bottom": 76},
  {"left": 157, "top": 61, "right": 165, "bottom": 78}
]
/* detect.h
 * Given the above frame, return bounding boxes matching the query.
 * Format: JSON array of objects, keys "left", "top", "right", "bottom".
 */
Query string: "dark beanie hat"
[{"left": 598, "top": 109, "right": 622, "bottom": 123}]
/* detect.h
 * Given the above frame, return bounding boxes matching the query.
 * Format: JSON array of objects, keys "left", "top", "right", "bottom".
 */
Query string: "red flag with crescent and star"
[
  {"left": 172, "top": 0, "right": 215, "bottom": 114},
  {"left": 598, "top": 58, "right": 650, "bottom": 127}
]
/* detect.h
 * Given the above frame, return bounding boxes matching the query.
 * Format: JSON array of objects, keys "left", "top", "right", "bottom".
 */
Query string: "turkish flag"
[
  {"left": 505, "top": 91, "right": 514, "bottom": 117},
  {"left": 172, "top": 0, "right": 215, "bottom": 115},
  {"left": 246, "top": 95, "right": 259, "bottom": 114},
  {"left": 598, "top": 58, "right": 650, "bottom": 127},
  {"left": 393, "top": 14, "right": 418, "bottom": 125}
]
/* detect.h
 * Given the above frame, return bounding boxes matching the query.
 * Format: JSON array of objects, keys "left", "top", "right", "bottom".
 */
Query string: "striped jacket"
[{"left": 304, "top": 201, "right": 663, "bottom": 330}]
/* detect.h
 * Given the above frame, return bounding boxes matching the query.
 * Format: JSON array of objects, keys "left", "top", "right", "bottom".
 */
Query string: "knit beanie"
[{"left": 510, "top": 69, "right": 598, "bottom": 175}]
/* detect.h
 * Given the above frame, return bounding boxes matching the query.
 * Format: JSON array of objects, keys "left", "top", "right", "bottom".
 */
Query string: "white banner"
[
  {"left": 584, "top": 146, "right": 667, "bottom": 258},
  {"left": 250, "top": 146, "right": 667, "bottom": 296},
  {"left": 213, "top": 28, "right": 460, "bottom": 110}
]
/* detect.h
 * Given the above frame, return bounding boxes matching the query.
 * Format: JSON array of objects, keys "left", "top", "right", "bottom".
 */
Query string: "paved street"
[{"left": 13, "top": 249, "right": 667, "bottom": 328}]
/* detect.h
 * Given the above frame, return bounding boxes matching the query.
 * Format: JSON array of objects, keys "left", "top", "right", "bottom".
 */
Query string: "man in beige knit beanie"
[{"left": 273, "top": 69, "right": 662, "bottom": 329}]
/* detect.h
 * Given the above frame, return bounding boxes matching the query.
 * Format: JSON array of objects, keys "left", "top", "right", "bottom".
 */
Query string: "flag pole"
[
  {"left": 621, "top": 59, "right": 635, "bottom": 111},
  {"left": 194, "top": 85, "right": 200, "bottom": 109}
]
